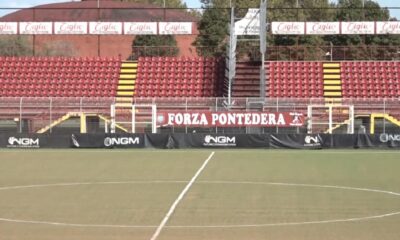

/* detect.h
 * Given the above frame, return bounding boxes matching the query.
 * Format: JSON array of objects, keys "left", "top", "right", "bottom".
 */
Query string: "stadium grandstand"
[
  {"left": 0, "top": 0, "right": 398, "bottom": 138},
  {"left": 1, "top": 1, "right": 400, "bottom": 240}
]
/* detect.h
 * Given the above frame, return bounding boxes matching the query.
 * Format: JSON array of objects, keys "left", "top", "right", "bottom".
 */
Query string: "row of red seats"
[
  {"left": 269, "top": 67, "right": 322, "bottom": 73},
  {"left": 137, "top": 67, "right": 217, "bottom": 74},
  {"left": 269, "top": 62, "right": 322, "bottom": 67},
  {"left": 1, "top": 72, "right": 118, "bottom": 78},
  {"left": 0, "top": 56, "right": 121, "bottom": 98},
  {"left": 341, "top": 61, "right": 400, "bottom": 98},
  {"left": 272, "top": 84, "right": 323, "bottom": 89},
  {"left": 136, "top": 84, "right": 214, "bottom": 91},
  {"left": 0, "top": 61, "right": 120, "bottom": 68},
  {"left": 139, "top": 61, "right": 217, "bottom": 67},
  {"left": 269, "top": 89, "right": 324, "bottom": 98},
  {"left": 138, "top": 66, "right": 222, "bottom": 72},
  {"left": 0, "top": 66, "right": 119, "bottom": 73},
  {"left": 135, "top": 89, "right": 213, "bottom": 98},
  {"left": 0, "top": 89, "right": 115, "bottom": 97},
  {"left": 2, "top": 83, "right": 115, "bottom": 90},
  {"left": 342, "top": 68, "right": 400, "bottom": 74},
  {"left": 0, "top": 56, "right": 120, "bottom": 62},
  {"left": 136, "top": 78, "right": 214, "bottom": 85},
  {"left": 135, "top": 57, "right": 221, "bottom": 97},
  {"left": 341, "top": 73, "right": 400, "bottom": 78},
  {"left": 342, "top": 61, "right": 399, "bottom": 67},
  {"left": 342, "top": 84, "right": 400, "bottom": 90},
  {"left": 342, "top": 89, "right": 400, "bottom": 98},
  {"left": 270, "top": 73, "right": 322, "bottom": 78},
  {"left": 137, "top": 73, "right": 218, "bottom": 81},
  {"left": 0, "top": 79, "right": 118, "bottom": 84},
  {"left": 139, "top": 56, "right": 217, "bottom": 62}
]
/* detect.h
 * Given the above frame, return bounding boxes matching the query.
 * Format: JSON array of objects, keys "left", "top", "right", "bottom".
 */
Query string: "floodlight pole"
[
  {"left": 259, "top": 0, "right": 267, "bottom": 99},
  {"left": 227, "top": 7, "right": 236, "bottom": 107}
]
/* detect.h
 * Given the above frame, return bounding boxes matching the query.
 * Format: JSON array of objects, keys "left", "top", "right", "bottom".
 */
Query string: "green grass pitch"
[{"left": 0, "top": 149, "right": 399, "bottom": 240}]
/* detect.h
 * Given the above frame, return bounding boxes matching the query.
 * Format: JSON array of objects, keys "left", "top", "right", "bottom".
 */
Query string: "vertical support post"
[
  {"left": 307, "top": 105, "right": 312, "bottom": 134},
  {"left": 370, "top": 114, "right": 375, "bottom": 134},
  {"left": 349, "top": 105, "right": 354, "bottom": 134},
  {"left": 80, "top": 113, "right": 87, "bottom": 134},
  {"left": 110, "top": 104, "right": 115, "bottom": 133},
  {"left": 49, "top": 98, "right": 52, "bottom": 134},
  {"left": 227, "top": 7, "right": 236, "bottom": 106},
  {"left": 79, "top": 97, "right": 83, "bottom": 113},
  {"left": 260, "top": 0, "right": 267, "bottom": 99},
  {"left": 152, "top": 105, "right": 157, "bottom": 134},
  {"left": 32, "top": 9, "right": 36, "bottom": 56},
  {"left": 105, "top": 119, "right": 108, "bottom": 133},
  {"left": 328, "top": 105, "right": 333, "bottom": 134},
  {"left": 185, "top": 99, "right": 188, "bottom": 134},
  {"left": 132, "top": 105, "right": 136, "bottom": 133},
  {"left": 19, "top": 97, "right": 23, "bottom": 133},
  {"left": 215, "top": 97, "right": 218, "bottom": 133},
  {"left": 383, "top": 99, "right": 386, "bottom": 133}
]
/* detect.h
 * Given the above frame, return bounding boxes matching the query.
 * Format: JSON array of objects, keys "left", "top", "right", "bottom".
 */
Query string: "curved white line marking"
[{"left": 0, "top": 181, "right": 399, "bottom": 229}]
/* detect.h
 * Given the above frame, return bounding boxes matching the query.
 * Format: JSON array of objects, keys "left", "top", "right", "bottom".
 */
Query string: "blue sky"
[{"left": 0, "top": 0, "right": 399, "bottom": 18}]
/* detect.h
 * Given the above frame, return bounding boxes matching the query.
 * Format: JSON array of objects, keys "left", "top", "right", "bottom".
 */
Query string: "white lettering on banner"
[
  {"left": 54, "top": 22, "right": 87, "bottom": 34},
  {"left": 272, "top": 22, "right": 305, "bottom": 35},
  {"left": 7, "top": 137, "right": 40, "bottom": 148},
  {"left": 124, "top": 22, "right": 157, "bottom": 35},
  {"left": 376, "top": 22, "right": 400, "bottom": 34},
  {"left": 306, "top": 22, "right": 340, "bottom": 35},
  {"left": 0, "top": 22, "right": 18, "bottom": 34},
  {"left": 89, "top": 22, "right": 122, "bottom": 34},
  {"left": 165, "top": 112, "right": 291, "bottom": 126},
  {"left": 19, "top": 22, "right": 52, "bottom": 34},
  {"left": 104, "top": 137, "right": 140, "bottom": 147},
  {"left": 304, "top": 135, "right": 322, "bottom": 147},
  {"left": 204, "top": 135, "right": 236, "bottom": 147},
  {"left": 159, "top": 22, "right": 192, "bottom": 35},
  {"left": 341, "top": 22, "right": 375, "bottom": 34},
  {"left": 234, "top": 8, "right": 260, "bottom": 35},
  {"left": 380, "top": 133, "right": 400, "bottom": 143}
]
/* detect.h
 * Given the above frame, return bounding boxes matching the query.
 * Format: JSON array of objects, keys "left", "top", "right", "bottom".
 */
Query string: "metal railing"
[{"left": 0, "top": 97, "right": 399, "bottom": 134}]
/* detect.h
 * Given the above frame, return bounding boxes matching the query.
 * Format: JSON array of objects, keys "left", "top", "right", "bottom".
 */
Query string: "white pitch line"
[
  {"left": 0, "top": 180, "right": 399, "bottom": 229},
  {"left": 149, "top": 151, "right": 215, "bottom": 240}
]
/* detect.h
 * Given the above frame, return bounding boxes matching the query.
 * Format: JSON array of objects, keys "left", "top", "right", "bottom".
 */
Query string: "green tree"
[
  {"left": 0, "top": 36, "right": 32, "bottom": 56},
  {"left": 195, "top": 0, "right": 333, "bottom": 59},
  {"left": 118, "top": 0, "right": 186, "bottom": 8},
  {"left": 325, "top": 0, "right": 400, "bottom": 60},
  {"left": 130, "top": 35, "right": 179, "bottom": 59},
  {"left": 39, "top": 41, "right": 77, "bottom": 57},
  {"left": 116, "top": 0, "right": 188, "bottom": 59}
]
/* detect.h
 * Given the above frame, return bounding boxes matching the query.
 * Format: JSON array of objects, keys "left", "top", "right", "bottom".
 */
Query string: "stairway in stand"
[
  {"left": 322, "top": 62, "right": 342, "bottom": 105},
  {"left": 229, "top": 61, "right": 267, "bottom": 98},
  {"left": 115, "top": 61, "right": 137, "bottom": 107}
]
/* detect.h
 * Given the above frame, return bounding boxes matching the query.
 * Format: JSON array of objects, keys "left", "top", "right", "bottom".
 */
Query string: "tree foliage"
[
  {"left": 118, "top": 0, "right": 186, "bottom": 8},
  {"left": 116, "top": 0, "right": 186, "bottom": 59},
  {"left": 0, "top": 36, "right": 32, "bottom": 56},
  {"left": 130, "top": 35, "right": 179, "bottom": 59},
  {"left": 195, "top": 0, "right": 400, "bottom": 60}
]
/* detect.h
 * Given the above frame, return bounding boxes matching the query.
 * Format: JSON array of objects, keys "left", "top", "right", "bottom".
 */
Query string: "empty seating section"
[
  {"left": 2, "top": 57, "right": 400, "bottom": 99},
  {"left": 0, "top": 56, "right": 120, "bottom": 97},
  {"left": 341, "top": 62, "right": 400, "bottom": 98},
  {"left": 268, "top": 62, "right": 324, "bottom": 98},
  {"left": 135, "top": 57, "right": 223, "bottom": 97}
]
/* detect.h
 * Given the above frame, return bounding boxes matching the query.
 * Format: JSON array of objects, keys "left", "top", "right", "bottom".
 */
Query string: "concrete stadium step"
[
  {"left": 116, "top": 61, "right": 137, "bottom": 101},
  {"left": 323, "top": 62, "right": 342, "bottom": 101}
]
